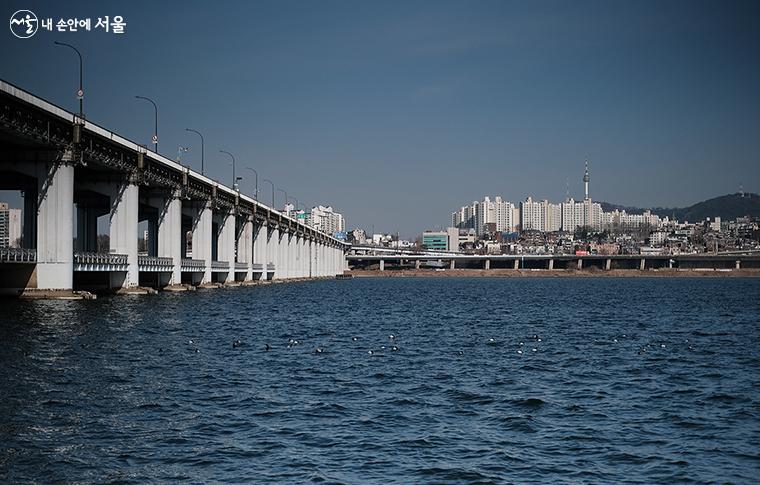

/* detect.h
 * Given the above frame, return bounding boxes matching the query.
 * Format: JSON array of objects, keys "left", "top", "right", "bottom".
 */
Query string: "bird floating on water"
[{"left": 232, "top": 339, "right": 242, "bottom": 348}]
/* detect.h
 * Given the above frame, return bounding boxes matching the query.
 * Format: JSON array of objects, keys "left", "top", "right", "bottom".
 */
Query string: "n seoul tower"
[{"left": 583, "top": 160, "right": 590, "bottom": 201}]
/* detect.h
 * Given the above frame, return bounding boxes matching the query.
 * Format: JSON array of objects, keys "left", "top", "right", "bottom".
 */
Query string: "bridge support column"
[
  {"left": 450, "top": 259, "right": 455, "bottom": 269},
  {"left": 218, "top": 210, "right": 236, "bottom": 283},
  {"left": 157, "top": 193, "right": 182, "bottom": 285},
  {"left": 252, "top": 221, "right": 265, "bottom": 280},
  {"left": 548, "top": 259, "right": 554, "bottom": 270},
  {"left": 736, "top": 260, "right": 741, "bottom": 270},
  {"left": 415, "top": 259, "right": 420, "bottom": 270},
  {"left": 268, "top": 224, "right": 278, "bottom": 280},
  {"left": 108, "top": 179, "right": 139, "bottom": 289},
  {"left": 238, "top": 216, "right": 253, "bottom": 281},
  {"left": 301, "top": 236, "right": 308, "bottom": 277},
  {"left": 285, "top": 231, "right": 293, "bottom": 279},
  {"left": 192, "top": 202, "right": 213, "bottom": 284},
  {"left": 513, "top": 259, "right": 519, "bottom": 270},
  {"left": 379, "top": 259, "right": 385, "bottom": 271},
  {"left": 577, "top": 259, "right": 583, "bottom": 270},
  {"left": 605, "top": 258, "right": 611, "bottom": 271},
  {"left": 485, "top": 259, "right": 490, "bottom": 270},
  {"left": 35, "top": 159, "right": 75, "bottom": 290},
  {"left": 639, "top": 258, "right": 646, "bottom": 270},
  {"left": 669, "top": 259, "right": 673, "bottom": 269},
  {"left": 276, "top": 229, "right": 285, "bottom": 280}
]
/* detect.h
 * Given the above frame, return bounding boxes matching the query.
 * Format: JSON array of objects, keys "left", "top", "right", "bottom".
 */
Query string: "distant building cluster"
[
  {"left": 0, "top": 202, "right": 22, "bottom": 248},
  {"left": 286, "top": 204, "right": 346, "bottom": 239},
  {"left": 451, "top": 163, "right": 660, "bottom": 235}
]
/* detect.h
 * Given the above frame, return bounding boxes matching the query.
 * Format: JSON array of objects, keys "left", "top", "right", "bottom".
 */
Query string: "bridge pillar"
[
  {"left": 276, "top": 228, "right": 286, "bottom": 280},
  {"left": 415, "top": 259, "right": 420, "bottom": 270},
  {"left": 309, "top": 239, "right": 315, "bottom": 277},
  {"left": 639, "top": 258, "right": 646, "bottom": 270},
  {"left": 379, "top": 259, "right": 385, "bottom": 271},
  {"left": 268, "top": 224, "right": 278, "bottom": 280},
  {"left": 548, "top": 259, "right": 554, "bottom": 270},
  {"left": 450, "top": 259, "right": 455, "bottom": 269},
  {"left": 301, "top": 236, "right": 308, "bottom": 277},
  {"left": 34, "top": 159, "right": 75, "bottom": 290},
  {"left": 513, "top": 259, "right": 519, "bottom": 270},
  {"left": 736, "top": 260, "right": 741, "bottom": 270},
  {"left": 252, "top": 221, "right": 265, "bottom": 280},
  {"left": 285, "top": 230, "right": 293, "bottom": 279},
  {"left": 157, "top": 193, "right": 182, "bottom": 285},
  {"left": 577, "top": 259, "right": 583, "bottom": 270},
  {"left": 320, "top": 243, "right": 326, "bottom": 276},
  {"left": 485, "top": 259, "right": 490, "bottom": 270},
  {"left": 293, "top": 234, "right": 301, "bottom": 278},
  {"left": 191, "top": 202, "right": 213, "bottom": 284},
  {"left": 108, "top": 179, "right": 139, "bottom": 289},
  {"left": 238, "top": 216, "right": 253, "bottom": 281},
  {"left": 217, "top": 210, "right": 236, "bottom": 283},
  {"left": 605, "top": 258, "right": 611, "bottom": 271}
]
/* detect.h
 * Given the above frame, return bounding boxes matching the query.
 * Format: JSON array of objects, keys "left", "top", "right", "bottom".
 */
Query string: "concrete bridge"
[
  {"left": 0, "top": 79, "right": 347, "bottom": 295},
  {"left": 347, "top": 252, "right": 760, "bottom": 271}
]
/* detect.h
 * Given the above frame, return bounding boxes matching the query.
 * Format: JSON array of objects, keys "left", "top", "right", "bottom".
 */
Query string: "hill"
[{"left": 599, "top": 193, "right": 760, "bottom": 222}]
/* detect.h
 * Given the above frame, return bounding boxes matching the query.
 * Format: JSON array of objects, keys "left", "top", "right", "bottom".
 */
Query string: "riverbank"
[{"left": 349, "top": 268, "right": 760, "bottom": 278}]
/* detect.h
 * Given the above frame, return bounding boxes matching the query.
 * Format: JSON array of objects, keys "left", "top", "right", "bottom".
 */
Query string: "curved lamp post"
[
  {"left": 245, "top": 167, "right": 258, "bottom": 200},
  {"left": 185, "top": 128, "right": 204, "bottom": 174},
  {"left": 53, "top": 41, "right": 84, "bottom": 119},
  {"left": 263, "top": 179, "right": 275, "bottom": 208},
  {"left": 276, "top": 188, "right": 288, "bottom": 211},
  {"left": 219, "top": 150, "right": 237, "bottom": 190},
  {"left": 135, "top": 95, "right": 158, "bottom": 153}
]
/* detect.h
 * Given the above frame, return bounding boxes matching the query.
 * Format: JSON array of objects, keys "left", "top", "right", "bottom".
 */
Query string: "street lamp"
[
  {"left": 219, "top": 150, "right": 237, "bottom": 190},
  {"left": 53, "top": 41, "right": 84, "bottom": 119},
  {"left": 292, "top": 197, "right": 300, "bottom": 212},
  {"left": 135, "top": 95, "right": 158, "bottom": 153},
  {"left": 245, "top": 167, "right": 258, "bottom": 200},
  {"left": 185, "top": 128, "right": 204, "bottom": 174},
  {"left": 277, "top": 188, "right": 288, "bottom": 211},
  {"left": 263, "top": 179, "right": 275, "bottom": 208}
]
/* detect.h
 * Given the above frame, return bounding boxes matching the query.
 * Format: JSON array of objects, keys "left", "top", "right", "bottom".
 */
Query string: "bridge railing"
[
  {"left": 138, "top": 255, "right": 174, "bottom": 270},
  {"left": 0, "top": 248, "right": 36, "bottom": 263},
  {"left": 252, "top": 263, "right": 264, "bottom": 271},
  {"left": 181, "top": 258, "right": 205, "bottom": 271},
  {"left": 211, "top": 260, "right": 230, "bottom": 271},
  {"left": 74, "top": 251, "right": 128, "bottom": 266}
]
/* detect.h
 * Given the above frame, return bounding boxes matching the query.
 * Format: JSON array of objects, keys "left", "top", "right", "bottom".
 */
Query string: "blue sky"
[{"left": 2, "top": 0, "right": 759, "bottom": 237}]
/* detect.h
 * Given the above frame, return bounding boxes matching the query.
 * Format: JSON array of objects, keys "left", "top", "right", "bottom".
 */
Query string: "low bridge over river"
[
  {"left": 347, "top": 252, "right": 760, "bottom": 272},
  {"left": 0, "top": 80, "right": 347, "bottom": 295}
]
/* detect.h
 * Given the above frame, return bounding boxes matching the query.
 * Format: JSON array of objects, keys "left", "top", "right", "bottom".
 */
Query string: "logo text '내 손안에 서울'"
[{"left": 9, "top": 10, "right": 38, "bottom": 38}]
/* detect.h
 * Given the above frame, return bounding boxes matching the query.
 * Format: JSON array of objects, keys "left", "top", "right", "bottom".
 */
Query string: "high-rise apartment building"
[{"left": 0, "top": 202, "right": 22, "bottom": 248}]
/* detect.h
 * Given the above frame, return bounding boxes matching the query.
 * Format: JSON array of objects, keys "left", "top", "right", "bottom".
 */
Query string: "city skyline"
[{"left": 2, "top": 1, "right": 758, "bottom": 238}]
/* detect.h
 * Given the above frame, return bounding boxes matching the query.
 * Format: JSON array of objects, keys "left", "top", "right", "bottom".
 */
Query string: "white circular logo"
[{"left": 9, "top": 10, "right": 38, "bottom": 39}]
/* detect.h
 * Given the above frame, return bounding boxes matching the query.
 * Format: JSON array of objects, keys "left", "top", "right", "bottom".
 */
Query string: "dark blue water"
[{"left": 1, "top": 278, "right": 759, "bottom": 483}]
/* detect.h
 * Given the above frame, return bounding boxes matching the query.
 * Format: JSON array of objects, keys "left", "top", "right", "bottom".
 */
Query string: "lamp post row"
[{"left": 54, "top": 41, "right": 302, "bottom": 215}]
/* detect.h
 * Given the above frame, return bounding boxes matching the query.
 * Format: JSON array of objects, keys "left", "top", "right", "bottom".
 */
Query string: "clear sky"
[{"left": 2, "top": 0, "right": 759, "bottom": 237}]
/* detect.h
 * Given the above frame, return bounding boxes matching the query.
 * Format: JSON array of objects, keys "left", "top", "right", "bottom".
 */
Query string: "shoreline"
[{"left": 348, "top": 268, "right": 760, "bottom": 278}]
